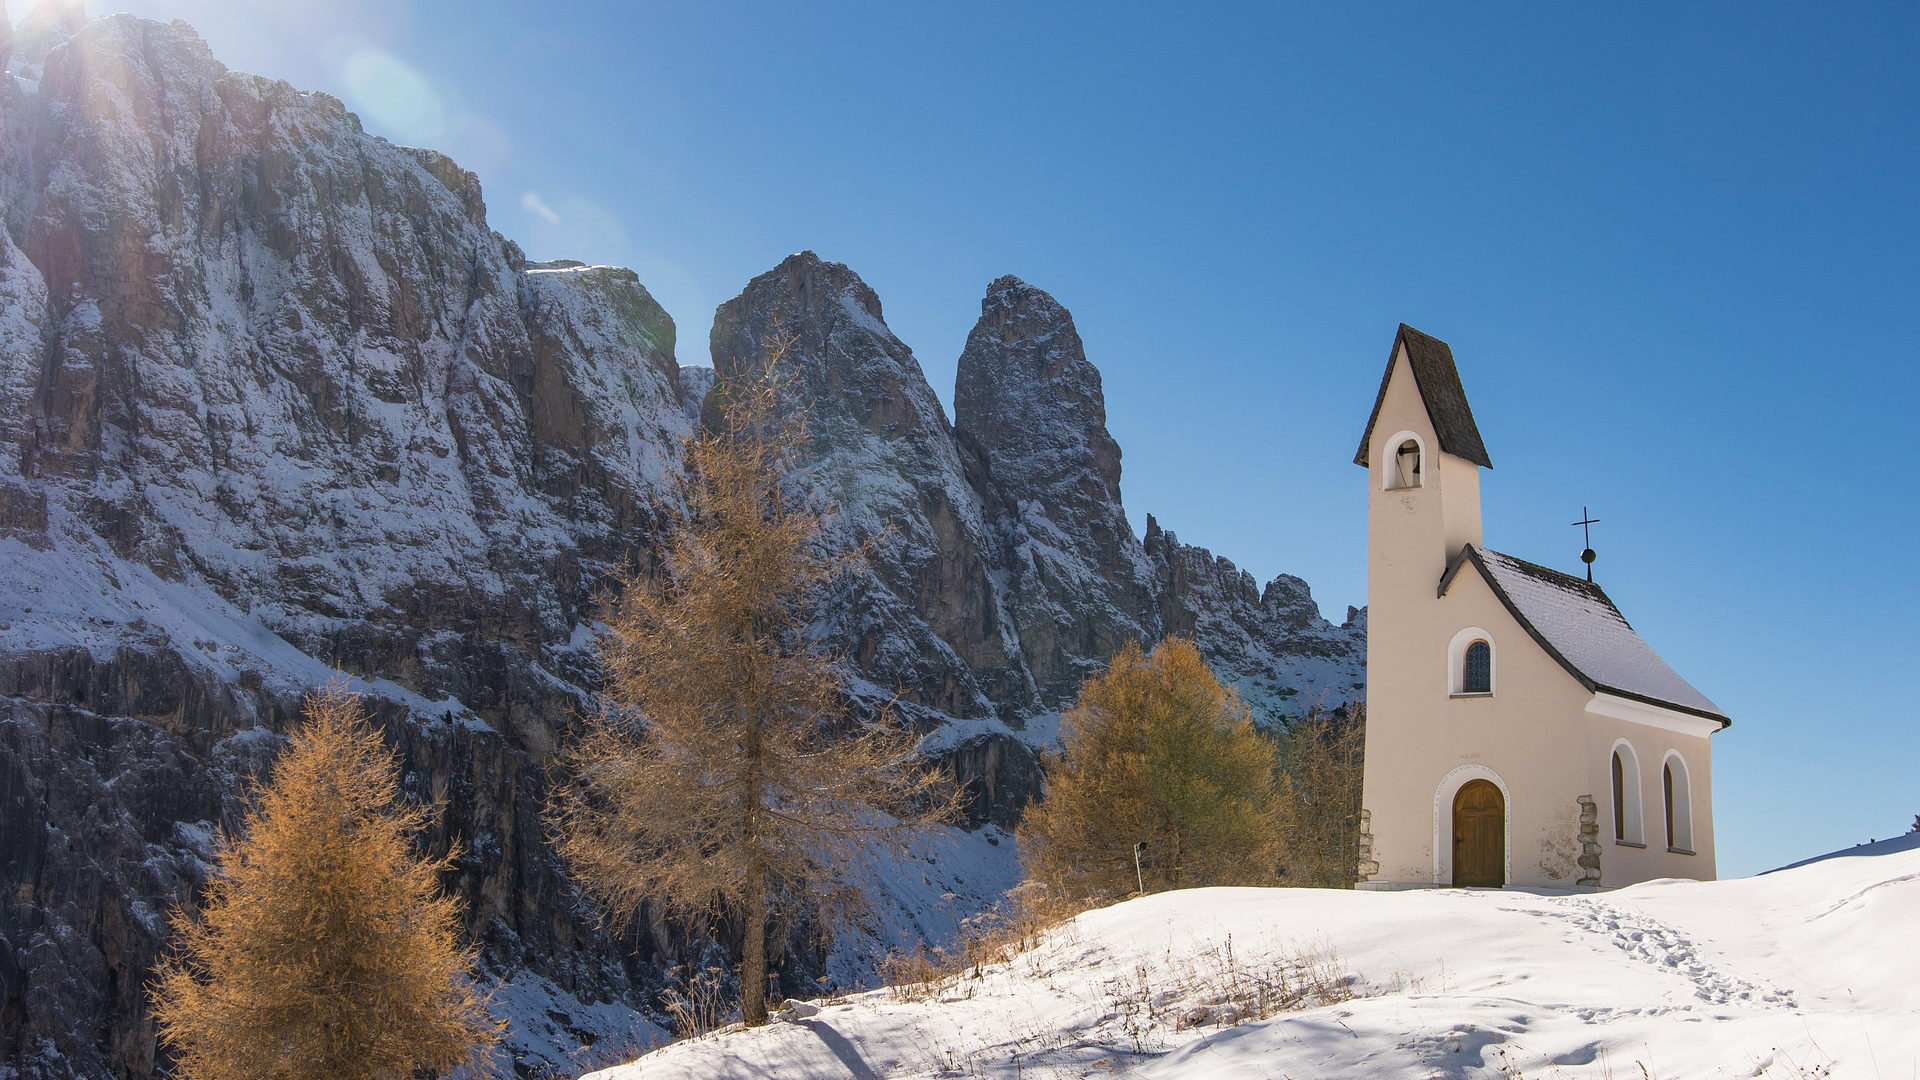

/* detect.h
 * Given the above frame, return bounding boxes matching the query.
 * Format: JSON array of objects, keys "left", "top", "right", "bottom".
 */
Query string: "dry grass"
[
  {"left": 658, "top": 966, "right": 733, "bottom": 1041},
  {"left": 876, "top": 886, "right": 1364, "bottom": 1080},
  {"left": 1102, "top": 934, "right": 1357, "bottom": 1041},
  {"left": 878, "top": 884, "right": 1091, "bottom": 1001}
]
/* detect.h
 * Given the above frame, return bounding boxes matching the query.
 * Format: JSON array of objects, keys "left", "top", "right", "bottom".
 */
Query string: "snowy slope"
[{"left": 590, "top": 836, "right": 1920, "bottom": 1079}]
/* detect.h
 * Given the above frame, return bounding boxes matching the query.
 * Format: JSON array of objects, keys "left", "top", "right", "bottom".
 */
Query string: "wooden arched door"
[{"left": 1452, "top": 780, "right": 1505, "bottom": 888}]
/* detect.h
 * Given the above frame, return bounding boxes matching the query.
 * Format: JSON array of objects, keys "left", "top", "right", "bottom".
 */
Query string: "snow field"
[{"left": 588, "top": 835, "right": 1920, "bottom": 1079}]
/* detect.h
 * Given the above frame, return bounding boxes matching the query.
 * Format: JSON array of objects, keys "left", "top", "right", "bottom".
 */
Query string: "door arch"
[
  {"left": 1433, "top": 765, "right": 1511, "bottom": 886},
  {"left": 1452, "top": 780, "right": 1506, "bottom": 888}
]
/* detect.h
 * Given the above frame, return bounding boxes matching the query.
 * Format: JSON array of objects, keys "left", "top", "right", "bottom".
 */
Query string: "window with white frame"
[
  {"left": 1663, "top": 753, "right": 1694, "bottom": 853},
  {"left": 1448, "top": 628, "right": 1495, "bottom": 696}
]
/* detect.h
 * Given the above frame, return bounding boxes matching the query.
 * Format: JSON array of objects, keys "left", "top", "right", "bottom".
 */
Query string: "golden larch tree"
[
  {"left": 149, "top": 684, "right": 499, "bottom": 1080},
  {"left": 547, "top": 345, "right": 958, "bottom": 1027},
  {"left": 1018, "top": 637, "right": 1286, "bottom": 900}
]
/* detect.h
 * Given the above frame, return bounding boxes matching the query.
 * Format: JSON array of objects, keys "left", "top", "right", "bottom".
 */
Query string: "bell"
[{"left": 1395, "top": 442, "right": 1421, "bottom": 488}]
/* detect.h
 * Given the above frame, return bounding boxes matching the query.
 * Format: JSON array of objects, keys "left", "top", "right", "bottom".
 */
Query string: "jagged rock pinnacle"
[
  {"left": 954, "top": 275, "right": 1161, "bottom": 702},
  {"left": 956, "top": 274, "right": 1123, "bottom": 511},
  {"left": 707, "top": 252, "right": 1034, "bottom": 730}
]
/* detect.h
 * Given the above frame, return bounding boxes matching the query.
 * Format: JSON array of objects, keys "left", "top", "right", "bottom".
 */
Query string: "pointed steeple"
[{"left": 1354, "top": 323, "right": 1492, "bottom": 469}]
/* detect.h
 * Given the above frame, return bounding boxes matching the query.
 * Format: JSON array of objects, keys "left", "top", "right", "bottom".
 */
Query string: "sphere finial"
[{"left": 1573, "top": 507, "right": 1600, "bottom": 582}]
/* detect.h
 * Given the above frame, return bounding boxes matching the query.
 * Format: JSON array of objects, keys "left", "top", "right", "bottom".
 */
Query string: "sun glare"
[{"left": 340, "top": 47, "right": 446, "bottom": 144}]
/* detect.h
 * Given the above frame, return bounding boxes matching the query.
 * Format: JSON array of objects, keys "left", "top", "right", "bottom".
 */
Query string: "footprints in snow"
[{"left": 1537, "top": 896, "right": 1794, "bottom": 1009}]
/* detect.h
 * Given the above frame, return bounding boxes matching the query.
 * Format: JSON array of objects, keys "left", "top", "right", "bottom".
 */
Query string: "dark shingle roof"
[
  {"left": 1440, "top": 545, "right": 1730, "bottom": 726},
  {"left": 1354, "top": 323, "right": 1493, "bottom": 469}
]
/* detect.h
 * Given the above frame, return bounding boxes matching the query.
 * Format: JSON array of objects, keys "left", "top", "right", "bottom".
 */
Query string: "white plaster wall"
[
  {"left": 1583, "top": 700, "right": 1718, "bottom": 883},
  {"left": 1363, "top": 560, "right": 1594, "bottom": 887}
]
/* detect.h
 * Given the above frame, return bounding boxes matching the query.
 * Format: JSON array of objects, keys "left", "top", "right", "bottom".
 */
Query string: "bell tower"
[
  {"left": 1355, "top": 324, "right": 1491, "bottom": 884},
  {"left": 1356, "top": 324, "right": 1490, "bottom": 624}
]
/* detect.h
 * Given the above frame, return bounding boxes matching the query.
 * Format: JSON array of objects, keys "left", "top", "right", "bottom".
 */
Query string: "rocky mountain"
[
  {"left": 0, "top": 8, "right": 1361, "bottom": 1078},
  {"left": 954, "top": 275, "right": 1161, "bottom": 711}
]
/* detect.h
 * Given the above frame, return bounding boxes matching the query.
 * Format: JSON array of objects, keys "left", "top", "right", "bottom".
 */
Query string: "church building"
[{"left": 1354, "top": 324, "right": 1728, "bottom": 890}]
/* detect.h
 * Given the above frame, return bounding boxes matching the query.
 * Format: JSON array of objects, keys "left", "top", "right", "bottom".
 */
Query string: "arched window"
[
  {"left": 1462, "top": 641, "right": 1492, "bottom": 694},
  {"left": 1612, "top": 752, "right": 1624, "bottom": 837},
  {"left": 1663, "top": 753, "right": 1694, "bottom": 854},
  {"left": 1610, "top": 740, "right": 1644, "bottom": 845},
  {"left": 1448, "top": 628, "right": 1494, "bottom": 696}
]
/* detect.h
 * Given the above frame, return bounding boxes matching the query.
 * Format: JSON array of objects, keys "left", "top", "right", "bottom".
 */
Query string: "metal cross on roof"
[{"left": 1573, "top": 507, "right": 1600, "bottom": 582}]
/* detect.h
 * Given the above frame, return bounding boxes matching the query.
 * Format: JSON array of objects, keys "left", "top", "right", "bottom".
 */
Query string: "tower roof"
[
  {"left": 1440, "top": 545, "right": 1730, "bottom": 726},
  {"left": 1354, "top": 323, "right": 1493, "bottom": 469}
]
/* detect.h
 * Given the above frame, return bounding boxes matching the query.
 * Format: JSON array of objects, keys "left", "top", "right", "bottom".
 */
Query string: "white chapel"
[{"left": 1354, "top": 324, "right": 1728, "bottom": 890}]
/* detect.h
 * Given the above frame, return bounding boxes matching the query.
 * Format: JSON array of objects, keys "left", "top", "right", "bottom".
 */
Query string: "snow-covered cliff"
[{"left": 0, "top": 9, "right": 1360, "bottom": 1076}]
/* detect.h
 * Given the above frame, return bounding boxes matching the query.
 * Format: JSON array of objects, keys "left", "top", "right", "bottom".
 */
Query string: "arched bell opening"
[{"left": 1381, "top": 430, "right": 1426, "bottom": 491}]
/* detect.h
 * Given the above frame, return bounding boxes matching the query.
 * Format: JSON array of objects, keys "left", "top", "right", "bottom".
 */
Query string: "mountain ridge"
[{"left": 0, "top": 11, "right": 1361, "bottom": 1077}]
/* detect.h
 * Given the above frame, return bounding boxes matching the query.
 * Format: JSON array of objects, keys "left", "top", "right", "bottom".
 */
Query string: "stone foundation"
[
  {"left": 1355, "top": 807, "right": 1381, "bottom": 884},
  {"left": 1577, "top": 794, "right": 1603, "bottom": 888}
]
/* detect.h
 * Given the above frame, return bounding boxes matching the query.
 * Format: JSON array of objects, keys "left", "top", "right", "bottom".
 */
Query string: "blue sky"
[{"left": 40, "top": 1, "right": 1919, "bottom": 877}]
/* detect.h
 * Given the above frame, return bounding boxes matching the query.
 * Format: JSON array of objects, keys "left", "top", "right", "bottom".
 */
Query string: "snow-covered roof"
[{"left": 1442, "top": 546, "right": 1729, "bottom": 725}]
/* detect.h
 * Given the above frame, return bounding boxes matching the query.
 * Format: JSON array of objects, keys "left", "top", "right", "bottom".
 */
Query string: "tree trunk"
[{"left": 741, "top": 881, "right": 769, "bottom": 1026}]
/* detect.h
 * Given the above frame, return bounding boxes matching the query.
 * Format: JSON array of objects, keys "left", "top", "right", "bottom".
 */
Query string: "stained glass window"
[{"left": 1463, "top": 640, "right": 1492, "bottom": 693}]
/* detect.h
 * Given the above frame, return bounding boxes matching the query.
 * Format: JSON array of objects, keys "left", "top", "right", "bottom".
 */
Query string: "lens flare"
[{"left": 340, "top": 48, "right": 445, "bottom": 143}]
